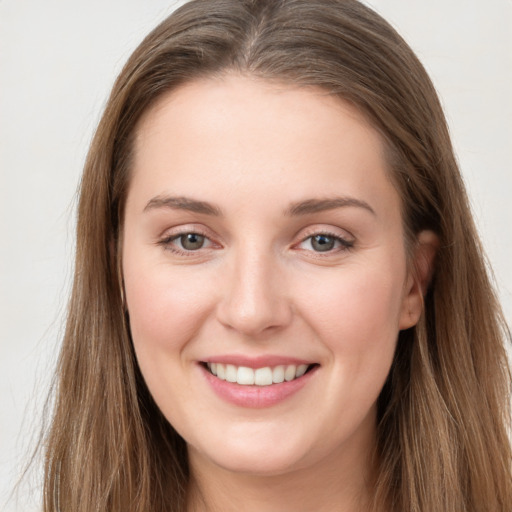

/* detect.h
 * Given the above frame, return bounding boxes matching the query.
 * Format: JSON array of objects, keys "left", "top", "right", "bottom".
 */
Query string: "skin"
[{"left": 122, "top": 74, "right": 436, "bottom": 511}]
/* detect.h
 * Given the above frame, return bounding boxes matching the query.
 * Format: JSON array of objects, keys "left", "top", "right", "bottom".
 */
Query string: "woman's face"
[{"left": 122, "top": 75, "right": 424, "bottom": 478}]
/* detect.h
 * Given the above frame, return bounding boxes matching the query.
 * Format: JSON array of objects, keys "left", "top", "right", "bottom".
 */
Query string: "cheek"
[
  {"left": 122, "top": 256, "right": 218, "bottom": 424},
  {"left": 298, "top": 264, "right": 406, "bottom": 345},
  {"left": 293, "top": 258, "right": 406, "bottom": 406},
  {"left": 123, "top": 248, "right": 215, "bottom": 360}
]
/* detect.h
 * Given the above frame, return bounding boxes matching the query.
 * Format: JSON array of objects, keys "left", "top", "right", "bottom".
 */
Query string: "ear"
[{"left": 399, "top": 230, "right": 439, "bottom": 330}]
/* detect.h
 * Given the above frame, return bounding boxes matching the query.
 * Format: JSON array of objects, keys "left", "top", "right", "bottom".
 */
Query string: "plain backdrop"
[{"left": 1, "top": 1, "right": 511, "bottom": 510}]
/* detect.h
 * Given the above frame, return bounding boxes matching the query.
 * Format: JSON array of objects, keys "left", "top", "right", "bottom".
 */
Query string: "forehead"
[
  {"left": 135, "top": 75, "right": 381, "bottom": 153},
  {"left": 128, "top": 74, "right": 400, "bottom": 221}
]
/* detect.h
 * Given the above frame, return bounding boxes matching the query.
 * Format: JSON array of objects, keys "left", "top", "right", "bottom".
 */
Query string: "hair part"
[{"left": 43, "top": 1, "right": 511, "bottom": 511}]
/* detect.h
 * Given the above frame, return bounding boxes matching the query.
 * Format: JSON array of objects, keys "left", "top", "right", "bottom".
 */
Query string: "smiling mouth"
[{"left": 203, "top": 362, "right": 318, "bottom": 386}]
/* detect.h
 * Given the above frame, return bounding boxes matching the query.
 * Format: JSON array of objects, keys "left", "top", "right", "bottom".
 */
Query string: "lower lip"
[{"left": 200, "top": 364, "right": 318, "bottom": 408}]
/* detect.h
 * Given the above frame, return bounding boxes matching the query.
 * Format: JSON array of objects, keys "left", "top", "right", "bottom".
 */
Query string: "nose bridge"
[{"left": 216, "top": 239, "right": 291, "bottom": 336}]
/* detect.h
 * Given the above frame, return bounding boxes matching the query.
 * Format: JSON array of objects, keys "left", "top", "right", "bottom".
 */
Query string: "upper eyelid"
[
  {"left": 157, "top": 235, "right": 352, "bottom": 259},
  {"left": 295, "top": 234, "right": 354, "bottom": 251},
  {"left": 300, "top": 232, "right": 353, "bottom": 243},
  {"left": 158, "top": 223, "right": 217, "bottom": 241},
  {"left": 157, "top": 231, "right": 219, "bottom": 257},
  {"left": 295, "top": 224, "right": 355, "bottom": 242},
  {"left": 156, "top": 224, "right": 355, "bottom": 247},
  {"left": 161, "top": 232, "right": 216, "bottom": 247}
]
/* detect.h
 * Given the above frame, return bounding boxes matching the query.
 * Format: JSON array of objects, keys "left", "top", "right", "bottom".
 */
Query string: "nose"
[{"left": 216, "top": 246, "right": 293, "bottom": 338}]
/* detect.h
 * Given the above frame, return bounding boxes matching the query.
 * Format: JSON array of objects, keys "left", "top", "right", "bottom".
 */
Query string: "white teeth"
[
  {"left": 225, "top": 364, "right": 237, "bottom": 383},
  {"left": 237, "top": 366, "right": 255, "bottom": 385},
  {"left": 284, "top": 365, "right": 296, "bottom": 381},
  {"left": 272, "top": 365, "right": 285, "bottom": 384},
  {"left": 206, "top": 362, "right": 312, "bottom": 386},
  {"left": 216, "top": 363, "right": 226, "bottom": 380},
  {"left": 296, "top": 364, "right": 308, "bottom": 378},
  {"left": 254, "top": 367, "right": 273, "bottom": 386}
]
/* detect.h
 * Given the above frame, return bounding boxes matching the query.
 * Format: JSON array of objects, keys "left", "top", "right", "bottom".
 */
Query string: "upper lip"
[{"left": 201, "top": 354, "right": 316, "bottom": 368}]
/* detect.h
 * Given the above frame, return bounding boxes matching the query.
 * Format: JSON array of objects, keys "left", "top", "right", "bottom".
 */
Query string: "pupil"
[
  {"left": 312, "top": 235, "right": 334, "bottom": 252},
  {"left": 181, "top": 233, "right": 204, "bottom": 250}
]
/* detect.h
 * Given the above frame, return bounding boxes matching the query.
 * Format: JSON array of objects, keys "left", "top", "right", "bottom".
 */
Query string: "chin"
[
  {"left": 188, "top": 427, "right": 313, "bottom": 477},
  {"left": 207, "top": 449, "right": 307, "bottom": 477}
]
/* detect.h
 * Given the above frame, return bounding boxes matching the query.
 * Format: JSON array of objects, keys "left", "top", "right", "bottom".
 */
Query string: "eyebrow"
[
  {"left": 285, "top": 197, "right": 376, "bottom": 216},
  {"left": 144, "top": 195, "right": 222, "bottom": 216},
  {"left": 143, "top": 194, "right": 375, "bottom": 217}
]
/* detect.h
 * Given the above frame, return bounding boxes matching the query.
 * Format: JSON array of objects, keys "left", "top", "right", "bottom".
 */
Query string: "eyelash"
[
  {"left": 157, "top": 229, "right": 215, "bottom": 256},
  {"left": 157, "top": 229, "right": 355, "bottom": 256},
  {"left": 296, "top": 231, "right": 355, "bottom": 255}
]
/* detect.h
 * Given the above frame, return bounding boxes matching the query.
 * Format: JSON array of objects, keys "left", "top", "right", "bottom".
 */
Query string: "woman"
[{"left": 43, "top": 0, "right": 512, "bottom": 510}]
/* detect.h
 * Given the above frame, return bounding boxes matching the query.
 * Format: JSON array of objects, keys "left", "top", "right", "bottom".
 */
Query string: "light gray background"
[{"left": 1, "top": 1, "right": 511, "bottom": 510}]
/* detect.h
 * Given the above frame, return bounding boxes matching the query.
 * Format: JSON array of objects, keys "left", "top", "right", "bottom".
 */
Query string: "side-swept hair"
[{"left": 43, "top": 1, "right": 511, "bottom": 510}]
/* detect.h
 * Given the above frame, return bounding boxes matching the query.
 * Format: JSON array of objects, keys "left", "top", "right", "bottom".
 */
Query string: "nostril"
[{"left": 216, "top": 294, "right": 294, "bottom": 337}]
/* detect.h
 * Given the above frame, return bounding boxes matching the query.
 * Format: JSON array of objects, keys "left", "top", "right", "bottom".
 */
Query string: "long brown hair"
[{"left": 43, "top": 1, "right": 512, "bottom": 510}]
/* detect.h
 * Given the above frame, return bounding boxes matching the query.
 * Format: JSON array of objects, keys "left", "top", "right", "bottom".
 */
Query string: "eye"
[
  {"left": 298, "top": 233, "right": 354, "bottom": 253},
  {"left": 175, "top": 233, "right": 206, "bottom": 251},
  {"left": 158, "top": 231, "right": 215, "bottom": 254}
]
